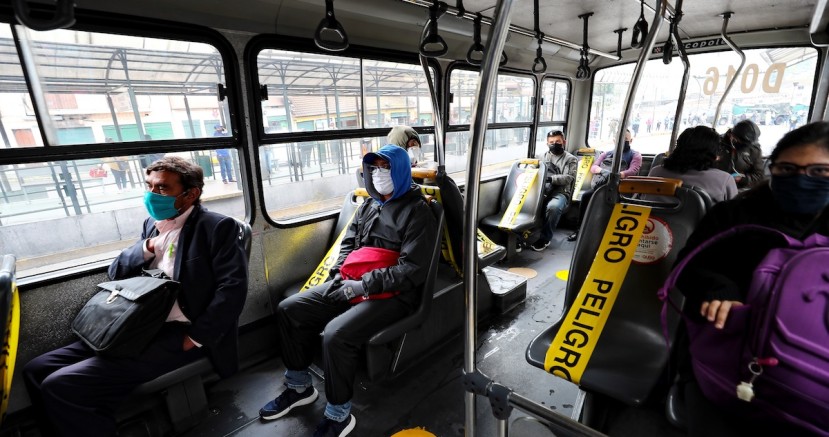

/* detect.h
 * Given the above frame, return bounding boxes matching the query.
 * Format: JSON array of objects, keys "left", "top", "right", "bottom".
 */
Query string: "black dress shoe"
[{"left": 567, "top": 232, "right": 578, "bottom": 242}]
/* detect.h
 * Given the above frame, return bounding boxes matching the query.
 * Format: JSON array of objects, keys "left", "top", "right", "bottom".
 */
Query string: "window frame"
[{"left": 246, "top": 34, "right": 442, "bottom": 228}]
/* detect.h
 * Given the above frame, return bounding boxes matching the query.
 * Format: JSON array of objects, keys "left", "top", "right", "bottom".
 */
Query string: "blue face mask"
[
  {"left": 770, "top": 174, "right": 829, "bottom": 214},
  {"left": 143, "top": 190, "right": 186, "bottom": 221}
]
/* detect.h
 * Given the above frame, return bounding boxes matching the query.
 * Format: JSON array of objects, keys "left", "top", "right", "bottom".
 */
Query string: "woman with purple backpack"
[{"left": 674, "top": 121, "right": 829, "bottom": 437}]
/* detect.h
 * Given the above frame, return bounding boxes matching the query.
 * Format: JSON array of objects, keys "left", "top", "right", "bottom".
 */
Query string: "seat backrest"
[
  {"left": 493, "top": 159, "right": 547, "bottom": 231},
  {"left": 0, "top": 255, "right": 16, "bottom": 341},
  {"left": 560, "top": 177, "right": 709, "bottom": 404},
  {"left": 368, "top": 199, "right": 443, "bottom": 344}
]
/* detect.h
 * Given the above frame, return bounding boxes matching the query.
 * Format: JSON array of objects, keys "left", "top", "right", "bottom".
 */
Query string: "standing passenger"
[
  {"left": 22, "top": 156, "right": 249, "bottom": 437},
  {"left": 531, "top": 130, "right": 577, "bottom": 251},
  {"left": 214, "top": 125, "right": 235, "bottom": 183},
  {"left": 258, "top": 145, "right": 437, "bottom": 437},
  {"left": 646, "top": 126, "right": 738, "bottom": 203}
]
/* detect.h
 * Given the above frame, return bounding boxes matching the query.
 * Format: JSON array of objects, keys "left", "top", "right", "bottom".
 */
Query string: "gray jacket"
[{"left": 539, "top": 150, "right": 578, "bottom": 199}]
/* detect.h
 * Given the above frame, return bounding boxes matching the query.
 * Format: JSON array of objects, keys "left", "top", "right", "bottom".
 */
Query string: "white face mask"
[
  {"left": 407, "top": 146, "right": 423, "bottom": 166},
  {"left": 372, "top": 168, "right": 394, "bottom": 195}
]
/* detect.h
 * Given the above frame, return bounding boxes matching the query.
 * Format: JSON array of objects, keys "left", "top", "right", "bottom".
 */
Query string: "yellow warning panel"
[
  {"left": 391, "top": 428, "right": 436, "bottom": 437},
  {"left": 555, "top": 270, "right": 569, "bottom": 281}
]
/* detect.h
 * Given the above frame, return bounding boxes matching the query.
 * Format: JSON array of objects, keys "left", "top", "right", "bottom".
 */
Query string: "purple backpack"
[{"left": 660, "top": 225, "right": 829, "bottom": 436}]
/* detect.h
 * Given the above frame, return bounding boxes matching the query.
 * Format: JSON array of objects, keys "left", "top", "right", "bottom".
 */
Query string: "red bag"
[
  {"left": 339, "top": 247, "right": 400, "bottom": 304},
  {"left": 89, "top": 167, "right": 107, "bottom": 178}
]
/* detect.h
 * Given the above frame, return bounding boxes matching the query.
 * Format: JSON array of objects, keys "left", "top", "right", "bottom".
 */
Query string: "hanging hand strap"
[
  {"left": 314, "top": 0, "right": 349, "bottom": 52},
  {"left": 466, "top": 13, "right": 485, "bottom": 65},
  {"left": 420, "top": 0, "right": 449, "bottom": 57}
]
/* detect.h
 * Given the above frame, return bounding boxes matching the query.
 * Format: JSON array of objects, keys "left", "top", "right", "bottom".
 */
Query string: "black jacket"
[
  {"left": 676, "top": 184, "right": 829, "bottom": 313},
  {"left": 108, "top": 205, "right": 249, "bottom": 378},
  {"left": 715, "top": 141, "right": 765, "bottom": 189},
  {"left": 332, "top": 187, "right": 437, "bottom": 308}
]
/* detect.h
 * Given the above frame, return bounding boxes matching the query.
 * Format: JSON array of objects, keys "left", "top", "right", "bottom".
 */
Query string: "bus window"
[
  {"left": 0, "top": 25, "right": 31, "bottom": 147},
  {"left": 3, "top": 150, "right": 245, "bottom": 279},
  {"left": 535, "top": 78, "right": 570, "bottom": 149},
  {"left": 590, "top": 47, "right": 818, "bottom": 156},
  {"left": 448, "top": 70, "right": 539, "bottom": 178},
  {"left": 11, "top": 26, "right": 229, "bottom": 146},
  {"left": 255, "top": 50, "right": 436, "bottom": 221}
]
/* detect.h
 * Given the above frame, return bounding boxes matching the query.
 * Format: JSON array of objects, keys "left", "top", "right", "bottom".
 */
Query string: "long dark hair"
[
  {"left": 769, "top": 121, "right": 829, "bottom": 164},
  {"left": 663, "top": 125, "right": 721, "bottom": 173}
]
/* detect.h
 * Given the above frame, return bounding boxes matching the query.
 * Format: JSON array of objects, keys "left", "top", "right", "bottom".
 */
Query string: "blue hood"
[{"left": 362, "top": 144, "right": 412, "bottom": 203}]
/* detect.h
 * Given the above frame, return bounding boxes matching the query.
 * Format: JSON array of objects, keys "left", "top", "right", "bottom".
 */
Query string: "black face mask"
[
  {"left": 549, "top": 143, "right": 564, "bottom": 155},
  {"left": 623, "top": 141, "right": 631, "bottom": 152}
]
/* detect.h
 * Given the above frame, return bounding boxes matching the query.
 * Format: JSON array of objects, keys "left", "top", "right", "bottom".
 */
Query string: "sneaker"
[
  {"left": 313, "top": 415, "right": 356, "bottom": 437},
  {"left": 567, "top": 232, "right": 579, "bottom": 242},
  {"left": 530, "top": 240, "right": 550, "bottom": 252},
  {"left": 258, "top": 386, "right": 319, "bottom": 421}
]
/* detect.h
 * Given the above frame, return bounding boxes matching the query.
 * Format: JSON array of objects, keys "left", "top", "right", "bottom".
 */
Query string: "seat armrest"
[{"left": 368, "top": 309, "right": 428, "bottom": 346}]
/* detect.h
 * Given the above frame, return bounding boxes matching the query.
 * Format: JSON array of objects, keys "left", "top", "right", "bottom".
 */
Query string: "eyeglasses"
[
  {"left": 368, "top": 164, "right": 390, "bottom": 173},
  {"left": 769, "top": 163, "right": 829, "bottom": 179}
]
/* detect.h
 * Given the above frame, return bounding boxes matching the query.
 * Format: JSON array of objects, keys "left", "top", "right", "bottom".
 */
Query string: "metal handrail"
[
  {"left": 668, "top": 0, "right": 688, "bottom": 152},
  {"left": 419, "top": 26, "right": 445, "bottom": 168},
  {"left": 610, "top": 0, "right": 668, "bottom": 177},
  {"left": 461, "top": 0, "right": 514, "bottom": 434},
  {"left": 713, "top": 12, "right": 745, "bottom": 129}
]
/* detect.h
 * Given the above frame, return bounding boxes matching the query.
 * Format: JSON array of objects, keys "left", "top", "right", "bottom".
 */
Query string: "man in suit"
[{"left": 22, "top": 156, "right": 249, "bottom": 437}]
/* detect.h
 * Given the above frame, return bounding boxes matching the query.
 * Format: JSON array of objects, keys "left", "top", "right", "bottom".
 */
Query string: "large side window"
[
  {"left": 590, "top": 47, "right": 818, "bottom": 156},
  {"left": 0, "top": 25, "right": 244, "bottom": 279},
  {"left": 535, "top": 78, "right": 570, "bottom": 151},
  {"left": 447, "top": 70, "right": 539, "bottom": 178},
  {"left": 256, "top": 49, "right": 435, "bottom": 222}
]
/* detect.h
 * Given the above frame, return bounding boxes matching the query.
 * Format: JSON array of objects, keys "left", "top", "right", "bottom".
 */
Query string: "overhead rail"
[
  {"left": 712, "top": 12, "right": 745, "bottom": 129},
  {"left": 613, "top": 28, "right": 627, "bottom": 59},
  {"left": 400, "top": 0, "right": 620, "bottom": 61},
  {"left": 667, "top": 0, "right": 687, "bottom": 151}
]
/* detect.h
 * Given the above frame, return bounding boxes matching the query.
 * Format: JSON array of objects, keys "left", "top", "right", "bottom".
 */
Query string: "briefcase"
[{"left": 71, "top": 275, "right": 180, "bottom": 358}]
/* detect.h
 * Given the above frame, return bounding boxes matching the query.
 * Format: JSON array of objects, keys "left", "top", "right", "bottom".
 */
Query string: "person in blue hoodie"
[{"left": 258, "top": 145, "right": 437, "bottom": 437}]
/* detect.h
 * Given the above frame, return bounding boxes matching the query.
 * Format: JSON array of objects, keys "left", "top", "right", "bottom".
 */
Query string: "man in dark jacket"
[
  {"left": 714, "top": 119, "right": 765, "bottom": 189},
  {"left": 531, "top": 130, "right": 578, "bottom": 251},
  {"left": 22, "top": 156, "right": 249, "bottom": 437},
  {"left": 259, "top": 145, "right": 437, "bottom": 437}
]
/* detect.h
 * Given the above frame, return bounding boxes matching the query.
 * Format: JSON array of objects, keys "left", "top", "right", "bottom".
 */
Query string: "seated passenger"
[
  {"left": 676, "top": 122, "right": 829, "bottom": 436},
  {"left": 259, "top": 145, "right": 437, "bottom": 437},
  {"left": 714, "top": 119, "right": 765, "bottom": 190},
  {"left": 531, "top": 130, "right": 577, "bottom": 251},
  {"left": 567, "top": 129, "right": 641, "bottom": 242},
  {"left": 22, "top": 156, "right": 249, "bottom": 437},
  {"left": 646, "top": 125, "right": 738, "bottom": 203},
  {"left": 387, "top": 125, "right": 427, "bottom": 168}
]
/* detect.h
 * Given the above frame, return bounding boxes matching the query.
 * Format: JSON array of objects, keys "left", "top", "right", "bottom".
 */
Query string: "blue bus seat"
[
  {"left": 124, "top": 218, "right": 253, "bottom": 434},
  {"left": 526, "top": 177, "right": 709, "bottom": 407},
  {"left": 480, "top": 159, "right": 547, "bottom": 258}
]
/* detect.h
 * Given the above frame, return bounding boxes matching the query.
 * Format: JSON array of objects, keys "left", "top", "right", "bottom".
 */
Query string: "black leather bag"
[{"left": 71, "top": 274, "right": 180, "bottom": 358}]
